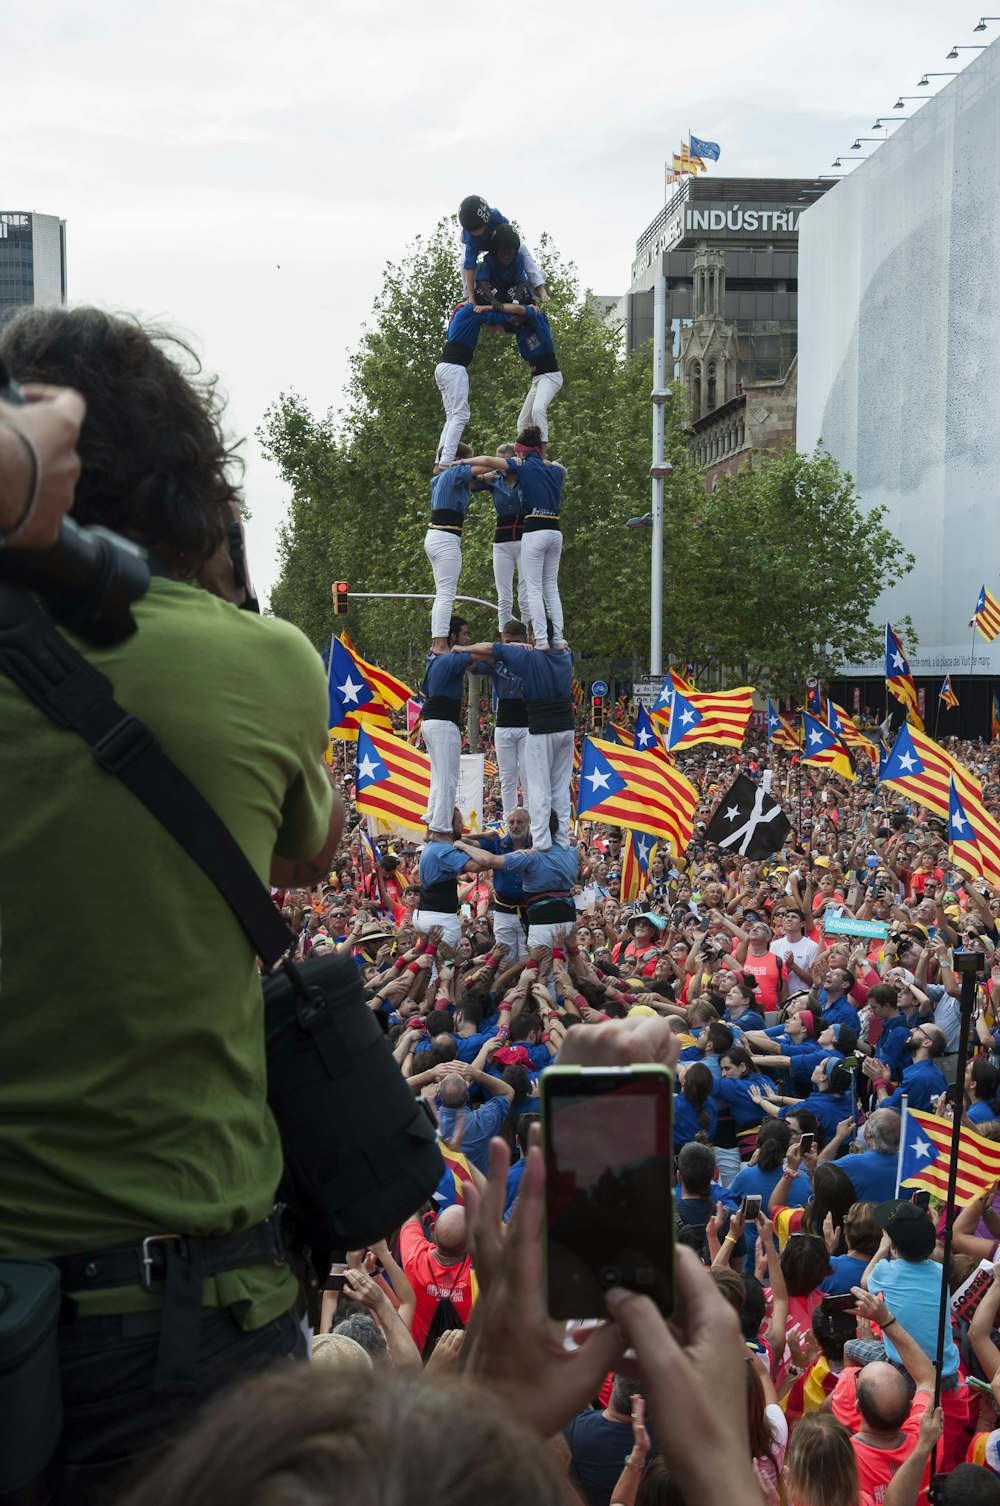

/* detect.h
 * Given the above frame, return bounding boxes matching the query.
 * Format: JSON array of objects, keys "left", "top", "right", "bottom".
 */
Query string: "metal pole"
[
  {"left": 930, "top": 955, "right": 980, "bottom": 1480},
  {"left": 649, "top": 274, "right": 671, "bottom": 677},
  {"left": 467, "top": 674, "right": 482, "bottom": 755}
]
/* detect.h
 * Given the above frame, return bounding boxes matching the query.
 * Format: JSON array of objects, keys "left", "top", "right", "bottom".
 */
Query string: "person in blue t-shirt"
[
  {"left": 758, "top": 1057, "right": 854, "bottom": 1147},
  {"left": 866, "top": 1023, "right": 948, "bottom": 1112},
  {"left": 461, "top": 639, "right": 574, "bottom": 850},
  {"left": 464, "top": 431, "right": 568, "bottom": 648},
  {"left": 424, "top": 454, "right": 494, "bottom": 653},
  {"left": 421, "top": 619, "right": 474, "bottom": 831},
  {"left": 711, "top": 1047, "right": 774, "bottom": 1181},
  {"left": 723, "top": 981, "right": 766, "bottom": 1035},
  {"left": 673, "top": 1062, "right": 718, "bottom": 1150},
  {"left": 481, "top": 448, "right": 529, "bottom": 634},
  {"left": 413, "top": 808, "right": 477, "bottom": 951},
  {"left": 868, "top": 984, "right": 913, "bottom": 1085},
  {"left": 819, "top": 1201, "right": 883, "bottom": 1294},
  {"left": 463, "top": 804, "right": 529, "bottom": 959},
  {"left": 457, "top": 827, "right": 579, "bottom": 951},
  {"left": 965, "top": 1057, "right": 1000, "bottom": 1125},
  {"left": 433, "top": 300, "right": 509, "bottom": 465},
  {"left": 457, "top": 196, "right": 546, "bottom": 305},
  {"left": 485, "top": 622, "right": 530, "bottom": 817},
  {"left": 474, "top": 287, "right": 564, "bottom": 453},
  {"left": 729, "top": 1121, "right": 812, "bottom": 1209}
]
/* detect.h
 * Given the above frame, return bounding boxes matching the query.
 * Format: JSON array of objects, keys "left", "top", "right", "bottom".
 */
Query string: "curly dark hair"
[{"left": 0, "top": 306, "right": 242, "bottom": 577}]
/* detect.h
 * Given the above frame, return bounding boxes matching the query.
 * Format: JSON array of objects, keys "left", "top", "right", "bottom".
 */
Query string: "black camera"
[{"left": 0, "top": 360, "right": 151, "bottom": 645}]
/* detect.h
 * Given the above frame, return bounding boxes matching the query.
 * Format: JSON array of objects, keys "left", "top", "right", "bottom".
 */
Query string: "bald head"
[
  {"left": 438, "top": 1073, "right": 468, "bottom": 1110},
  {"left": 868, "top": 1108, "right": 902, "bottom": 1155},
  {"left": 856, "top": 1362, "right": 911, "bottom": 1434},
  {"left": 434, "top": 1205, "right": 467, "bottom": 1256}
]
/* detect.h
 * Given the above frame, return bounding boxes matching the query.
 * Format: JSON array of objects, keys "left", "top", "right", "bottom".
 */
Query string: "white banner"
[{"left": 458, "top": 753, "right": 485, "bottom": 834}]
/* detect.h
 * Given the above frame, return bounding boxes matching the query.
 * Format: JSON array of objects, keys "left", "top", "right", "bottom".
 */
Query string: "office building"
[{"left": 0, "top": 211, "right": 68, "bottom": 327}]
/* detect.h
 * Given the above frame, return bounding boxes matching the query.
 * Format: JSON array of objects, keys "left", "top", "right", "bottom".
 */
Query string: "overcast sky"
[{"left": 3, "top": 0, "right": 985, "bottom": 598}]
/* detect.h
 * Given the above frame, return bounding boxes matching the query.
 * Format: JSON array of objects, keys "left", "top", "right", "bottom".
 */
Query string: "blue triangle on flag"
[
  {"left": 881, "top": 723, "right": 924, "bottom": 782},
  {"left": 329, "top": 637, "right": 374, "bottom": 725},
  {"left": 633, "top": 705, "right": 659, "bottom": 751},
  {"left": 355, "top": 726, "right": 386, "bottom": 788},
  {"left": 577, "top": 740, "right": 628, "bottom": 813},
  {"left": 667, "top": 688, "right": 703, "bottom": 748}
]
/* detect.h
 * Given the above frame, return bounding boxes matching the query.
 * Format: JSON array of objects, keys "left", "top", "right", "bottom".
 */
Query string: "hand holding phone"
[
  {"left": 798, "top": 1132, "right": 816, "bottom": 1157},
  {"left": 541, "top": 1064, "right": 675, "bottom": 1320},
  {"left": 741, "top": 1194, "right": 762, "bottom": 1222}
]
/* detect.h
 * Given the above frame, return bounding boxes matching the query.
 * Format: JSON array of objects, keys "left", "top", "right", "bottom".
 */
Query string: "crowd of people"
[{"left": 6, "top": 204, "right": 1000, "bottom": 1506}]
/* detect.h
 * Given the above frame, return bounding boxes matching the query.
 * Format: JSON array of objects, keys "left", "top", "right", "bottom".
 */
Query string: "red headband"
[{"left": 514, "top": 441, "right": 541, "bottom": 454}]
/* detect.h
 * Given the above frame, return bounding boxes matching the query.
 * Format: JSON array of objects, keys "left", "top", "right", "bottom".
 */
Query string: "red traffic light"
[{"left": 332, "top": 581, "right": 349, "bottom": 616}]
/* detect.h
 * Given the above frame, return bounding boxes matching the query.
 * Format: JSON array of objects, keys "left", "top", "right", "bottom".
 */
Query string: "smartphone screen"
[
  {"left": 542, "top": 1066, "right": 675, "bottom": 1321},
  {"left": 820, "top": 1292, "right": 857, "bottom": 1314},
  {"left": 799, "top": 1132, "right": 816, "bottom": 1156},
  {"left": 910, "top": 1190, "right": 931, "bottom": 1210},
  {"left": 741, "top": 1194, "right": 762, "bottom": 1221}
]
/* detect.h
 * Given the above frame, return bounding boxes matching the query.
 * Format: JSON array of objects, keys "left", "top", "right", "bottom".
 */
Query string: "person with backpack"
[{"left": 397, "top": 1206, "right": 477, "bottom": 1358}]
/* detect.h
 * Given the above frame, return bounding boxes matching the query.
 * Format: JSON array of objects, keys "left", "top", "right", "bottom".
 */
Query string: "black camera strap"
[{"left": 0, "top": 586, "right": 295, "bottom": 966}]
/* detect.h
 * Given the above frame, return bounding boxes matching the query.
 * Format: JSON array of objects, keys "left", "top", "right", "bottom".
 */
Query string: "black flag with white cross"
[{"left": 702, "top": 773, "right": 792, "bottom": 860}]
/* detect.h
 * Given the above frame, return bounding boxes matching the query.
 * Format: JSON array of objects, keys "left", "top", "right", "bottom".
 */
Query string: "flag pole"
[
  {"left": 893, "top": 1095, "right": 910, "bottom": 1197},
  {"left": 930, "top": 951, "right": 981, "bottom": 1479},
  {"left": 933, "top": 685, "right": 942, "bottom": 743}
]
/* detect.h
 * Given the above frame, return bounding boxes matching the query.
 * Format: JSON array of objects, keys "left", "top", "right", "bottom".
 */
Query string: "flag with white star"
[
  {"left": 701, "top": 772, "right": 791, "bottom": 859},
  {"left": 620, "top": 828, "right": 657, "bottom": 903},
  {"left": 885, "top": 623, "right": 922, "bottom": 726},
  {"left": 948, "top": 773, "right": 984, "bottom": 881},
  {"left": 633, "top": 704, "right": 661, "bottom": 753},
  {"left": 662, "top": 670, "right": 753, "bottom": 751},
  {"left": 767, "top": 698, "right": 801, "bottom": 752},
  {"left": 899, "top": 1105, "right": 1000, "bottom": 1205},
  {"left": 801, "top": 713, "right": 855, "bottom": 783},
  {"left": 880, "top": 725, "right": 1000, "bottom": 883},
  {"left": 576, "top": 736, "right": 697, "bottom": 853},
  {"left": 328, "top": 636, "right": 375, "bottom": 727},
  {"left": 354, "top": 724, "right": 432, "bottom": 832}
]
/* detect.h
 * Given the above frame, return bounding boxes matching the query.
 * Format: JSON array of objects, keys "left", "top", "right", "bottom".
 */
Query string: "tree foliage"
[
  {"left": 661, "top": 443, "right": 915, "bottom": 697},
  {"left": 262, "top": 220, "right": 913, "bottom": 696}
]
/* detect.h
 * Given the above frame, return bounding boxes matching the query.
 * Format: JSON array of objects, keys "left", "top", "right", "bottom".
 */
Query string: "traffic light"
[
  {"left": 591, "top": 694, "right": 604, "bottom": 731},
  {"left": 332, "top": 581, "right": 349, "bottom": 616}
]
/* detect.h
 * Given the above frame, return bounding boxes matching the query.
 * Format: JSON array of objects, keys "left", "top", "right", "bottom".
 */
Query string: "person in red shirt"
[
  {"left": 728, "top": 917, "right": 784, "bottom": 1012},
  {"left": 396, "top": 1207, "right": 476, "bottom": 1356}
]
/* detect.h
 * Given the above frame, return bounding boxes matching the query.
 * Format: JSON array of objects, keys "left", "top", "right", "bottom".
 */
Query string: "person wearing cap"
[
  {"left": 472, "top": 223, "right": 534, "bottom": 306},
  {"left": 859, "top": 1202, "right": 958, "bottom": 1382},
  {"left": 613, "top": 914, "right": 663, "bottom": 979},
  {"left": 864, "top": 1022, "right": 948, "bottom": 1112},
  {"left": 456, "top": 195, "right": 546, "bottom": 306}
]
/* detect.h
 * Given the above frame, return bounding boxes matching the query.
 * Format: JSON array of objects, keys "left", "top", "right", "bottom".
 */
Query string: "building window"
[{"left": 707, "top": 362, "right": 717, "bottom": 413}]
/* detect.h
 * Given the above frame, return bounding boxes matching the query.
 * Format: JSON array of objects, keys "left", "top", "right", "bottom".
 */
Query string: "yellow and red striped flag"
[
  {"left": 663, "top": 670, "right": 753, "bottom": 752},
  {"left": 973, "top": 586, "right": 1000, "bottom": 643},
  {"left": 993, "top": 694, "right": 1000, "bottom": 744},
  {"left": 438, "top": 1142, "right": 477, "bottom": 1204},
  {"left": 801, "top": 713, "right": 855, "bottom": 783},
  {"left": 577, "top": 736, "right": 698, "bottom": 855},
  {"left": 354, "top": 725, "right": 430, "bottom": 833},
  {"left": 899, "top": 1106, "right": 1000, "bottom": 1206},
  {"left": 939, "top": 675, "right": 959, "bottom": 711},
  {"left": 829, "top": 701, "right": 870, "bottom": 752},
  {"left": 340, "top": 632, "right": 412, "bottom": 710},
  {"left": 886, "top": 624, "right": 922, "bottom": 726},
  {"left": 881, "top": 725, "right": 1000, "bottom": 885}
]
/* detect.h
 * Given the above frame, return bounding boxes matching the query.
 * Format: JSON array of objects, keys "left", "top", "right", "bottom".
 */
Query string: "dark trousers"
[{"left": 54, "top": 1304, "right": 305, "bottom": 1505}]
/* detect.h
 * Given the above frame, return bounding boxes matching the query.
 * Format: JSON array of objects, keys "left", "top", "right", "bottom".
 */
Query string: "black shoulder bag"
[{"left": 0, "top": 588, "right": 443, "bottom": 1257}]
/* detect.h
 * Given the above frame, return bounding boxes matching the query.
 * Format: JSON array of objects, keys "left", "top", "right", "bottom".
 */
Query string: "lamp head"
[
  {"left": 918, "top": 75, "right": 930, "bottom": 86},
  {"left": 947, "top": 46, "right": 959, "bottom": 57}
]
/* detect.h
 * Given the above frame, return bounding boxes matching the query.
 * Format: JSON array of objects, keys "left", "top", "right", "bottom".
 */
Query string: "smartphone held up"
[{"left": 541, "top": 1064, "right": 675, "bottom": 1322}]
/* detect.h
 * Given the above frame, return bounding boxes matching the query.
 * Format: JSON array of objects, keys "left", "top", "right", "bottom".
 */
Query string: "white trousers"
[
  {"left": 714, "top": 1146, "right": 742, "bottom": 1187},
  {"left": 434, "top": 363, "right": 470, "bottom": 463},
  {"left": 492, "top": 539, "right": 530, "bottom": 631},
  {"left": 517, "top": 371, "right": 564, "bottom": 441},
  {"left": 422, "top": 719, "right": 462, "bottom": 833},
  {"left": 494, "top": 725, "right": 529, "bottom": 816},
  {"left": 492, "top": 908, "right": 527, "bottom": 962},
  {"left": 524, "top": 728, "right": 575, "bottom": 850},
  {"left": 527, "top": 920, "right": 574, "bottom": 951},
  {"left": 412, "top": 910, "right": 462, "bottom": 952},
  {"left": 424, "top": 528, "right": 462, "bottom": 639},
  {"left": 520, "top": 528, "right": 564, "bottom": 643}
]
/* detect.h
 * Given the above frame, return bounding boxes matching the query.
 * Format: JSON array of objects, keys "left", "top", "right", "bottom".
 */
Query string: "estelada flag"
[
  {"left": 355, "top": 725, "right": 431, "bottom": 833},
  {"left": 939, "top": 675, "right": 959, "bottom": 711},
  {"left": 885, "top": 624, "right": 921, "bottom": 726},
  {"left": 341, "top": 632, "right": 412, "bottom": 710},
  {"left": 899, "top": 1105, "right": 1000, "bottom": 1206},
  {"left": 577, "top": 736, "right": 697, "bottom": 855},
  {"left": 973, "top": 585, "right": 1000, "bottom": 644},
  {"left": 801, "top": 713, "right": 855, "bottom": 783},
  {"left": 663, "top": 671, "right": 753, "bottom": 752}
]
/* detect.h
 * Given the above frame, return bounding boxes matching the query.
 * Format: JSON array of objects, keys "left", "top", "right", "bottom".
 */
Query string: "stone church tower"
[{"left": 679, "top": 244, "right": 738, "bottom": 420}]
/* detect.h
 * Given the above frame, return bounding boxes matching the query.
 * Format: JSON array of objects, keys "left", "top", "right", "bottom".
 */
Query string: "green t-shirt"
[{"left": 0, "top": 580, "right": 333, "bottom": 1325}]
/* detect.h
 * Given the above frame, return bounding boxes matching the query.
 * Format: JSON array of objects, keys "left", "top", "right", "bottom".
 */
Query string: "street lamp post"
[{"left": 649, "top": 274, "right": 672, "bottom": 677}]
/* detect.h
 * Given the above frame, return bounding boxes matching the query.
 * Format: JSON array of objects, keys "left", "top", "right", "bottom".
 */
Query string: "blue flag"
[
  {"left": 690, "top": 134, "right": 721, "bottom": 162},
  {"left": 633, "top": 704, "right": 660, "bottom": 752}
]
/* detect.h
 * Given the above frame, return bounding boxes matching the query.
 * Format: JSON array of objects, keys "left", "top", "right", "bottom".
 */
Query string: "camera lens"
[{"left": 600, "top": 1265, "right": 621, "bottom": 1287}]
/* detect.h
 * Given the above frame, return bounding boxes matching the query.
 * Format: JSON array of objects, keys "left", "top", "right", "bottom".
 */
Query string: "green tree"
[
  {"left": 261, "top": 220, "right": 701, "bottom": 681},
  {"left": 660, "top": 442, "right": 915, "bottom": 697}
]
